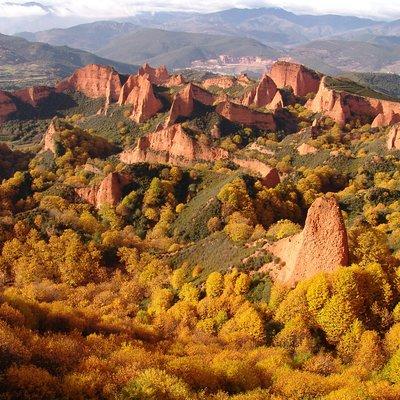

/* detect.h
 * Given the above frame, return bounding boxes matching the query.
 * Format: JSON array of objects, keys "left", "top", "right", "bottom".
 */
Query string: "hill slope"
[
  {"left": 290, "top": 39, "right": 400, "bottom": 74},
  {"left": 121, "top": 7, "right": 379, "bottom": 46},
  {"left": 95, "top": 28, "right": 282, "bottom": 68},
  {"left": 0, "top": 33, "right": 138, "bottom": 90},
  {"left": 17, "top": 21, "right": 139, "bottom": 52},
  {"left": 340, "top": 71, "right": 400, "bottom": 99}
]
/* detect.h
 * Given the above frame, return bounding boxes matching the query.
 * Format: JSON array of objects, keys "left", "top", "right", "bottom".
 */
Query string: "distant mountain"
[
  {"left": 17, "top": 22, "right": 282, "bottom": 69},
  {"left": 95, "top": 28, "right": 282, "bottom": 68},
  {"left": 17, "top": 21, "right": 139, "bottom": 52},
  {"left": 119, "top": 7, "right": 380, "bottom": 46},
  {"left": 290, "top": 40, "right": 400, "bottom": 74},
  {"left": 0, "top": 33, "right": 138, "bottom": 90},
  {"left": 14, "top": 7, "right": 382, "bottom": 48},
  {"left": 0, "top": 2, "right": 95, "bottom": 34}
]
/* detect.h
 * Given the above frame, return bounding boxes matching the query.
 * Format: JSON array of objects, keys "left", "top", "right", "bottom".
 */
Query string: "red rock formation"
[
  {"left": 261, "top": 168, "right": 281, "bottom": 188},
  {"left": 203, "top": 76, "right": 237, "bottom": 90},
  {"left": 242, "top": 74, "right": 277, "bottom": 108},
  {"left": 233, "top": 158, "right": 274, "bottom": 176},
  {"left": 14, "top": 86, "right": 54, "bottom": 107},
  {"left": 267, "top": 197, "right": 349, "bottom": 286},
  {"left": 237, "top": 74, "right": 252, "bottom": 86},
  {"left": 75, "top": 186, "right": 98, "bottom": 207},
  {"left": 43, "top": 118, "right": 59, "bottom": 153},
  {"left": 166, "top": 74, "right": 186, "bottom": 87},
  {"left": 297, "top": 143, "right": 318, "bottom": 155},
  {"left": 268, "top": 90, "right": 284, "bottom": 110},
  {"left": 387, "top": 123, "right": 400, "bottom": 150},
  {"left": 138, "top": 63, "right": 170, "bottom": 85},
  {"left": 76, "top": 172, "right": 123, "bottom": 208},
  {"left": 165, "top": 83, "right": 215, "bottom": 126},
  {"left": 372, "top": 110, "right": 400, "bottom": 128},
  {"left": 119, "top": 74, "right": 162, "bottom": 123},
  {"left": 233, "top": 158, "right": 280, "bottom": 187},
  {"left": 270, "top": 61, "right": 321, "bottom": 97},
  {"left": 216, "top": 101, "right": 276, "bottom": 131},
  {"left": 0, "top": 90, "right": 17, "bottom": 123},
  {"left": 308, "top": 77, "right": 400, "bottom": 128},
  {"left": 120, "top": 124, "right": 228, "bottom": 166},
  {"left": 56, "top": 64, "right": 124, "bottom": 101},
  {"left": 370, "top": 99, "right": 400, "bottom": 128}
]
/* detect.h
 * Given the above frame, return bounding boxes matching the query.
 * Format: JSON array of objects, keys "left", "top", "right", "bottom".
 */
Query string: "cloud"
[
  {"left": 0, "top": 2, "right": 49, "bottom": 18},
  {"left": 1, "top": 0, "right": 399, "bottom": 20}
]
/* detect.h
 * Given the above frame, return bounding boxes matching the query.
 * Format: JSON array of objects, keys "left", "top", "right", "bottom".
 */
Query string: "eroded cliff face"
[
  {"left": 270, "top": 61, "right": 321, "bottom": 97},
  {"left": 307, "top": 77, "right": 347, "bottom": 127},
  {"left": 242, "top": 74, "right": 277, "bottom": 108},
  {"left": 203, "top": 76, "right": 238, "bottom": 90},
  {"left": 233, "top": 158, "right": 281, "bottom": 187},
  {"left": 75, "top": 173, "right": 123, "bottom": 208},
  {"left": 233, "top": 158, "right": 275, "bottom": 176},
  {"left": 165, "top": 83, "right": 215, "bottom": 127},
  {"left": 370, "top": 99, "right": 400, "bottom": 128},
  {"left": 166, "top": 74, "right": 186, "bottom": 87},
  {"left": 14, "top": 86, "right": 54, "bottom": 107},
  {"left": 138, "top": 63, "right": 170, "bottom": 85},
  {"left": 56, "top": 64, "right": 124, "bottom": 101},
  {"left": 261, "top": 168, "right": 281, "bottom": 188},
  {"left": 0, "top": 91, "right": 18, "bottom": 123},
  {"left": 216, "top": 101, "right": 276, "bottom": 131},
  {"left": 42, "top": 118, "right": 59, "bottom": 154},
  {"left": 387, "top": 123, "right": 400, "bottom": 150},
  {"left": 297, "top": 143, "right": 318, "bottom": 155},
  {"left": 308, "top": 77, "right": 400, "bottom": 128},
  {"left": 118, "top": 74, "right": 163, "bottom": 123},
  {"left": 267, "top": 197, "right": 349, "bottom": 286},
  {"left": 120, "top": 124, "right": 228, "bottom": 166}
]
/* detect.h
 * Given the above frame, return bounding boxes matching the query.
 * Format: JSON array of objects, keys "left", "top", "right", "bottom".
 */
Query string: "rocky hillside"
[
  {"left": 0, "top": 33, "right": 138, "bottom": 90},
  {"left": 17, "top": 23, "right": 282, "bottom": 69},
  {"left": 290, "top": 39, "right": 400, "bottom": 75}
]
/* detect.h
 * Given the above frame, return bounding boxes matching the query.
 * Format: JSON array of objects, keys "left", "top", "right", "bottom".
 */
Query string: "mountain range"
[
  {"left": 15, "top": 17, "right": 400, "bottom": 76},
  {"left": 1, "top": 5, "right": 400, "bottom": 88},
  {"left": 0, "top": 33, "right": 138, "bottom": 90}
]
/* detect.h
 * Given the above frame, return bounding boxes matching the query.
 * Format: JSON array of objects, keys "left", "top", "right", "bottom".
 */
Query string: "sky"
[{"left": 1, "top": 0, "right": 400, "bottom": 20}]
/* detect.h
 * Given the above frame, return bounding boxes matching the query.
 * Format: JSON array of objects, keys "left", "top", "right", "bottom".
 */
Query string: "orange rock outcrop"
[
  {"left": 216, "top": 101, "right": 276, "bottom": 131},
  {"left": 120, "top": 124, "right": 228, "bottom": 166},
  {"left": 387, "top": 123, "right": 400, "bottom": 150},
  {"left": 0, "top": 90, "right": 17, "bottom": 123},
  {"left": 165, "top": 83, "right": 215, "bottom": 126},
  {"left": 233, "top": 158, "right": 274, "bottom": 176},
  {"left": 166, "top": 74, "right": 186, "bottom": 87},
  {"left": 75, "top": 173, "right": 123, "bottom": 208},
  {"left": 261, "top": 168, "right": 281, "bottom": 188},
  {"left": 308, "top": 77, "right": 400, "bottom": 128},
  {"left": 297, "top": 143, "right": 318, "bottom": 155},
  {"left": 233, "top": 158, "right": 280, "bottom": 187},
  {"left": 267, "top": 196, "right": 349, "bottom": 286},
  {"left": 270, "top": 61, "right": 321, "bottom": 97},
  {"left": 118, "top": 74, "right": 163, "bottom": 123},
  {"left": 14, "top": 86, "right": 54, "bottom": 107},
  {"left": 138, "top": 63, "right": 170, "bottom": 85},
  {"left": 203, "top": 76, "right": 237, "bottom": 90},
  {"left": 43, "top": 118, "right": 59, "bottom": 153},
  {"left": 242, "top": 74, "right": 277, "bottom": 108},
  {"left": 56, "top": 64, "right": 124, "bottom": 101}
]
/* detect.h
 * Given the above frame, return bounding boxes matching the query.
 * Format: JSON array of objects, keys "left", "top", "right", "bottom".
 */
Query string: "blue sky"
[{"left": 1, "top": 0, "right": 399, "bottom": 20}]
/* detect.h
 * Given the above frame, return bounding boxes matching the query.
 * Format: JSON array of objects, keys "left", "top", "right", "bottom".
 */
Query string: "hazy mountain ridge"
[{"left": 0, "top": 33, "right": 138, "bottom": 90}]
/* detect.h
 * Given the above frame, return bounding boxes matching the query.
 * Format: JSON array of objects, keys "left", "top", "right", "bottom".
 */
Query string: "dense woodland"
[{"left": 0, "top": 84, "right": 400, "bottom": 400}]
